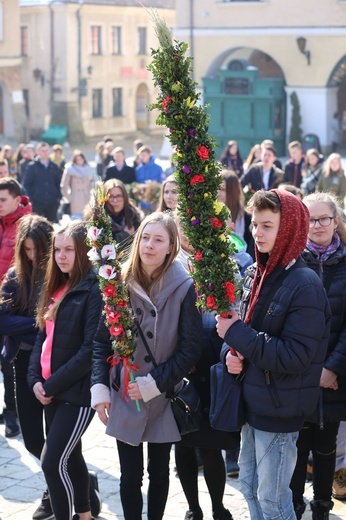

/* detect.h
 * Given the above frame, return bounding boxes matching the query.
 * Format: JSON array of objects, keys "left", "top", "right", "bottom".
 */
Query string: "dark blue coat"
[
  {"left": 222, "top": 257, "right": 330, "bottom": 433},
  {"left": 302, "top": 243, "right": 346, "bottom": 422}
]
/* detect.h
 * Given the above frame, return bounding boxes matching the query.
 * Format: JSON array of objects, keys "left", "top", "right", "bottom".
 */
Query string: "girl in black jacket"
[
  {"left": 27, "top": 220, "right": 103, "bottom": 520},
  {"left": 290, "top": 192, "right": 346, "bottom": 520},
  {"left": 0, "top": 215, "right": 53, "bottom": 518}
]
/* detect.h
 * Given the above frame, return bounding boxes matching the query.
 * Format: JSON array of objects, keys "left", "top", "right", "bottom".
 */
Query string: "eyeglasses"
[
  {"left": 308, "top": 216, "right": 335, "bottom": 228},
  {"left": 108, "top": 194, "right": 124, "bottom": 201}
]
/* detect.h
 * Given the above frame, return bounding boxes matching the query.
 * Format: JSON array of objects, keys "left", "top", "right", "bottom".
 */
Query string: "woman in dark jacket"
[
  {"left": 102, "top": 178, "right": 141, "bottom": 245},
  {"left": 27, "top": 220, "right": 103, "bottom": 520},
  {"left": 0, "top": 215, "right": 54, "bottom": 518},
  {"left": 219, "top": 140, "right": 243, "bottom": 178},
  {"left": 290, "top": 192, "right": 346, "bottom": 520},
  {"left": 216, "top": 190, "right": 330, "bottom": 520}
]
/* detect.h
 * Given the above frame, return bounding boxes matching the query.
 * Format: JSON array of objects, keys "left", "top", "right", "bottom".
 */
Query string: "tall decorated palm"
[{"left": 147, "top": 10, "right": 238, "bottom": 315}]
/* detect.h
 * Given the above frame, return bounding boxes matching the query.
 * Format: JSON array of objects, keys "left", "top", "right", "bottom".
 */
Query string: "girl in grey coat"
[{"left": 91, "top": 212, "right": 202, "bottom": 520}]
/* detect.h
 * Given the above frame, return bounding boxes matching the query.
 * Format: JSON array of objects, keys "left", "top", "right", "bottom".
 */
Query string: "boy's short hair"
[
  {"left": 36, "top": 142, "right": 49, "bottom": 150},
  {"left": 0, "top": 178, "right": 22, "bottom": 197},
  {"left": 288, "top": 141, "right": 302, "bottom": 150},
  {"left": 138, "top": 145, "right": 152, "bottom": 155},
  {"left": 247, "top": 189, "right": 281, "bottom": 213},
  {"left": 52, "top": 144, "right": 63, "bottom": 152},
  {"left": 262, "top": 145, "right": 276, "bottom": 156}
]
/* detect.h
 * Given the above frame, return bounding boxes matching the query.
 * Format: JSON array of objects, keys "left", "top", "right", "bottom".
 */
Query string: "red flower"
[
  {"left": 206, "top": 295, "right": 218, "bottom": 310},
  {"left": 190, "top": 174, "right": 205, "bottom": 186},
  {"left": 106, "top": 310, "right": 121, "bottom": 323},
  {"left": 110, "top": 325, "right": 125, "bottom": 337},
  {"left": 197, "top": 145, "right": 209, "bottom": 160},
  {"left": 195, "top": 251, "right": 203, "bottom": 261},
  {"left": 186, "top": 208, "right": 192, "bottom": 215},
  {"left": 225, "top": 281, "right": 236, "bottom": 304},
  {"left": 161, "top": 96, "right": 172, "bottom": 111},
  {"left": 210, "top": 217, "right": 222, "bottom": 228},
  {"left": 103, "top": 284, "right": 116, "bottom": 298},
  {"left": 117, "top": 300, "right": 127, "bottom": 307}
]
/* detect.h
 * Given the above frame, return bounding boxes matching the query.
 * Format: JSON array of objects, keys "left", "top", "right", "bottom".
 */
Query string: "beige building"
[
  {"left": 0, "top": 1, "right": 27, "bottom": 142},
  {"left": 175, "top": 0, "right": 346, "bottom": 155},
  {"left": 19, "top": 0, "right": 175, "bottom": 142}
]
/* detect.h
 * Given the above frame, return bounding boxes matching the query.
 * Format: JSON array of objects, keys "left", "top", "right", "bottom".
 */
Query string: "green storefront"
[{"left": 203, "top": 60, "right": 286, "bottom": 158}]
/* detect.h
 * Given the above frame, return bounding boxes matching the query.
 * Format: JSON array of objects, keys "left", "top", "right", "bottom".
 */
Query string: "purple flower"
[
  {"left": 182, "top": 164, "right": 191, "bottom": 174},
  {"left": 187, "top": 192, "right": 194, "bottom": 198},
  {"left": 207, "top": 284, "right": 215, "bottom": 291},
  {"left": 188, "top": 129, "right": 196, "bottom": 136},
  {"left": 191, "top": 218, "right": 200, "bottom": 226}
]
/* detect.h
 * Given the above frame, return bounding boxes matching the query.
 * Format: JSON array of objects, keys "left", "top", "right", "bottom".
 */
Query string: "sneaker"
[
  {"left": 89, "top": 471, "right": 102, "bottom": 517},
  {"left": 226, "top": 458, "right": 239, "bottom": 478},
  {"left": 32, "top": 489, "right": 55, "bottom": 520},
  {"left": 4, "top": 410, "right": 20, "bottom": 438},
  {"left": 333, "top": 468, "right": 346, "bottom": 500},
  {"left": 213, "top": 507, "right": 233, "bottom": 520},
  {"left": 184, "top": 509, "right": 203, "bottom": 520}
]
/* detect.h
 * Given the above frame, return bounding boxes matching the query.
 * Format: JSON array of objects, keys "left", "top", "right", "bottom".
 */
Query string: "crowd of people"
[{"left": 0, "top": 134, "right": 345, "bottom": 520}]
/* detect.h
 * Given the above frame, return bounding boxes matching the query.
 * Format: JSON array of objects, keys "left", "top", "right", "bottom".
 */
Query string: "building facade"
[
  {"left": 175, "top": 0, "right": 346, "bottom": 155},
  {"left": 19, "top": 0, "right": 175, "bottom": 142},
  {"left": 0, "top": 1, "right": 27, "bottom": 143}
]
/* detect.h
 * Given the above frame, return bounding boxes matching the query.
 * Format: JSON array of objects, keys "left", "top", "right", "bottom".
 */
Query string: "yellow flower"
[
  {"left": 204, "top": 193, "right": 210, "bottom": 199},
  {"left": 185, "top": 96, "right": 196, "bottom": 108},
  {"left": 219, "top": 234, "right": 227, "bottom": 242},
  {"left": 221, "top": 253, "right": 226, "bottom": 258},
  {"left": 213, "top": 201, "right": 223, "bottom": 215}
]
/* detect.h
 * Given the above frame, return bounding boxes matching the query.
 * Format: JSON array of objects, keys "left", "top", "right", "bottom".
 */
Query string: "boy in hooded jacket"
[{"left": 216, "top": 189, "right": 330, "bottom": 520}]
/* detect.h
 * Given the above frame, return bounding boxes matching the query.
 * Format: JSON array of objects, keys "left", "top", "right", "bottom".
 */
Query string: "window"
[
  {"left": 20, "top": 26, "right": 28, "bottom": 57},
  {"left": 92, "top": 89, "right": 103, "bottom": 118},
  {"left": 111, "top": 26, "right": 122, "bottom": 55},
  {"left": 90, "top": 25, "right": 102, "bottom": 55},
  {"left": 112, "top": 88, "right": 123, "bottom": 117},
  {"left": 138, "top": 27, "right": 147, "bottom": 55},
  {"left": 23, "top": 89, "right": 29, "bottom": 117}
]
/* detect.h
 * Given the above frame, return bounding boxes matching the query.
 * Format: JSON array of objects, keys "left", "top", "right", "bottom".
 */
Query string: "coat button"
[
  {"left": 136, "top": 308, "right": 141, "bottom": 315},
  {"left": 151, "top": 310, "right": 156, "bottom": 317},
  {"left": 147, "top": 331, "right": 153, "bottom": 339},
  {"left": 144, "top": 355, "right": 151, "bottom": 363}
]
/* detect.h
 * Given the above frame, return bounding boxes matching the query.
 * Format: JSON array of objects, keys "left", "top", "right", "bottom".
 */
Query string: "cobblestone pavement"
[{"left": 1, "top": 409, "right": 346, "bottom": 520}]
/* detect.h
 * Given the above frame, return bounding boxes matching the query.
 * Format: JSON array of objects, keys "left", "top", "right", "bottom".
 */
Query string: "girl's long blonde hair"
[{"left": 122, "top": 211, "right": 180, "bottom": 299}]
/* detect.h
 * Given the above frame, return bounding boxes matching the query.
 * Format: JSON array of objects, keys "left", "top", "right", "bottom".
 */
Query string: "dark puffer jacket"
[
  {"left": 27, "top": 270, "right": 102, "bottom": 407},
  {"left": 222, "top": 257, "right": 330, "bottom": 433},
  {"left": 302, "top": 243, "right": 346, "bottom": 422}
]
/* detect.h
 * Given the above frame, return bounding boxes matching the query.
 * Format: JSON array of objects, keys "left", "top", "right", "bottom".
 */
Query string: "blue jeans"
[{"left": 239, "top": 423, "right": 299, "bottom": 520}]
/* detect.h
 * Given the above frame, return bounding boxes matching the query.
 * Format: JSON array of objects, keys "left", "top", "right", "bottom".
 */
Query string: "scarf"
[
  {"left": 66, "top": 163, "right": 92, "bottom": 179},
  {"left": 244, "top": 189, "right": 310, "bottom": 324},
  {"left": 307, "top": 232, "right": 340, "bottom": 262}
]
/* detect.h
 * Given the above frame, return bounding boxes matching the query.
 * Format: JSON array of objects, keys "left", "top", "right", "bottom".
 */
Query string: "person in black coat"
[
  {"left": 290, "top": 192, "right": 346, "bottom": 520},
  {"left": 104, "top": 147, "right": 135, "bottom": 184},
  {"left": 216, "top": 190, "right": 330, "bottom": 520},
  {"left": 102, "top": 178, "right": 142, "bottom": 247},
  {"left": 23, "top": 142, "right": 62, "bottom": 223},
  {"left": 0, "top": 215, "right": 54, "bottom": 518},
  {"left": 240, "top": 146, "right": 283, "bottom": 193},
  {"left": 27, "top": 220, "right": 103, "bottom": 520}
]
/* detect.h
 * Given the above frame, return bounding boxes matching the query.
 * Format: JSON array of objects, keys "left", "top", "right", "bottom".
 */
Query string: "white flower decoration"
[
  {"left": 87, "top": 226, "right": 102, "bottom": 241},
  {"left": 101, "top": 244, "right": 116, "bottom": 260},
  {"left": 87, "top": 247, "right": 100, "bottom": 261},
  {"left": 99, "top": 264, "right": 116, "bottom": 280}
]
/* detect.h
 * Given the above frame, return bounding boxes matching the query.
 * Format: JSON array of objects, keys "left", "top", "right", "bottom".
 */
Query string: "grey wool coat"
[{"left": 91, "top": 260, "right": 203, "bottom": 446}]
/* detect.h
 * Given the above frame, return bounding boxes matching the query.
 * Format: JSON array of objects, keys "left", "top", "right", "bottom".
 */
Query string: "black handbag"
[
  {"left": 170, "top": 378, "right": 202, "bottom": 435},
  {"left": 135, "top": 319, "right": 202, "bottom": 435},
  {"left": 209, "top": 361, "right": 246, "bottom": 432}
]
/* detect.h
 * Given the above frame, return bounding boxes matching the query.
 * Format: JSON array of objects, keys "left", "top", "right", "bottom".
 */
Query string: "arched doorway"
[
  {"left": 135, "top": 83, "right": 149, "bottom": 130},
  {"left": 203, "top": 48, "right": 286, "bottom": 156},
  {"left": 327, "top": 56, "right": 346, "bottom": 147}
]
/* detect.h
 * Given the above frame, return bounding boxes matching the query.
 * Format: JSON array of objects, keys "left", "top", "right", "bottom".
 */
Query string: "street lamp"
[{"left": 296, "top": 37, "right": 311, "bottom": 66}]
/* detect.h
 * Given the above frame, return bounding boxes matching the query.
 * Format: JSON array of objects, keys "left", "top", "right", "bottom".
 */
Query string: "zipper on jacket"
[
  {"left": 264, "top": 369, "right": 281, "bottom": 408},
  {"left": 319, "top": 389, "right": 324, "bottom": 430}
]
